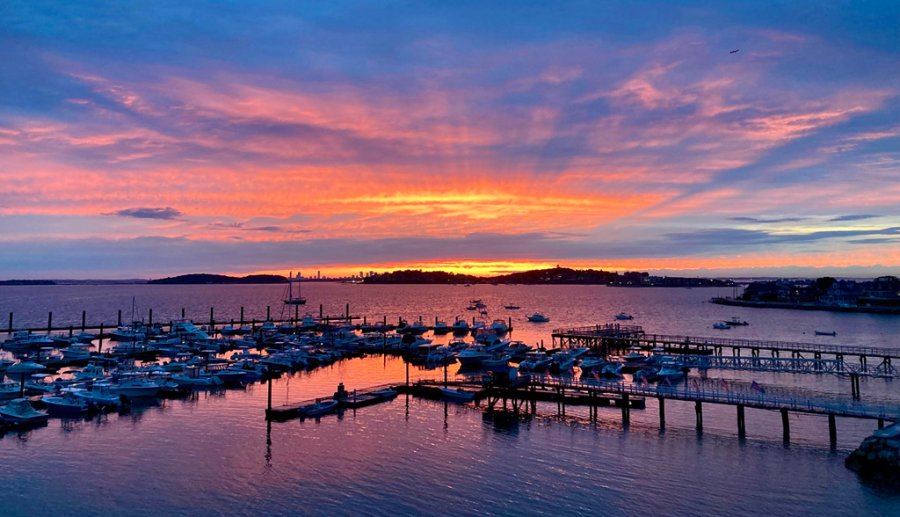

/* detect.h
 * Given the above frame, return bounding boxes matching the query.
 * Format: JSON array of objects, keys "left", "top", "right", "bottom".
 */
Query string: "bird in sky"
[{"left": 730, "top": 49, "right": 740, "bottom": 54}]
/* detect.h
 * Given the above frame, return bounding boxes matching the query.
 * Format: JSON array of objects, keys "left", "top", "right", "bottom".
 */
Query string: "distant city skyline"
[{"left": 1, "top": 2, "right": 898, "bottom": 278}]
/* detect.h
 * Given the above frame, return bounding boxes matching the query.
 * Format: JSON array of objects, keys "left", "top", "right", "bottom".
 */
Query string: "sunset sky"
[{"left": 1, "top": 1, "right": 899, "bottom": 278}]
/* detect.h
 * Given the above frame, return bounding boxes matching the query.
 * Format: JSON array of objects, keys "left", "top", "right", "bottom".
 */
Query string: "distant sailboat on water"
[{"left": 283, "top": 271, "right": 306, "bottom": 305}]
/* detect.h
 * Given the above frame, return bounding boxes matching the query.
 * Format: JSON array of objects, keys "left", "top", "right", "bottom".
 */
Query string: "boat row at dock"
[{"left": 0, "top": 310, "right": 700, "bottom": 429}]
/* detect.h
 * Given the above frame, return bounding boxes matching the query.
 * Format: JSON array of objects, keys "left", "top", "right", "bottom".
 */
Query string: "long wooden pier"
[
  {"left": 552, "top": 324, "right": 900, "bottom": 378},
  {"left": 401, "top": 375, "right": 897, "bottom": 448}
]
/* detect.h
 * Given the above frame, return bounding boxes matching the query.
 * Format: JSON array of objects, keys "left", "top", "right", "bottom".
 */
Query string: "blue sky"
[{"left": 1, "top": 1, "right": 899, "bottom": 278}]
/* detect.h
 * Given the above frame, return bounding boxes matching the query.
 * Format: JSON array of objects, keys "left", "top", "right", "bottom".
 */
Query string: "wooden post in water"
[
  {"left": 266, "top": 306, "right": 270, "bottom": 321},
  {"left": 267, "top": 377, "right": 273, "bottom": 413},
  {"left": 8, "top": 312, "right": 12, "bottom": 333},
  {"left": 737, "top": 404, "right": 746, "bottom": 438},
  {"left": 781, "top": 409, "right": 790, "bottom": 444},
  {"left": 117, "top": 309, "right": 122, "bottom": 326},
  {"left": 98, "top": 324, "right": 104, "bottom": 353},
  {"left": 240, "top": 306, "right": 244, "bottom": 325},
  {"left": 149, "top": 309, "right": 153, "bottom": 327},
  {"left": 621, "top": 393, "right": 629, "bottom": 426},
  {"left": 181, "top": 307, "right": 186, "bottom": 318},
  {"left": 828, "top": 414, "right": 837, "bottom": 450},
  {"left": 209, "top": 307, "right": 214, "bottom": 330},
  {"left": 47, "top": 312, "right": 52, "bottom": 334},
  {"left": 345, "top": 303, "right": 349, "bottom": 319},
  {"left": 405, "top": 359, "right": 410, "bottom": 386},
  {"left": 68, "top": 326, "right": 73, "bottom": 337},
  {"left": 81, "top": 310, "right": 86, "bottom": 332},
  {"left": 658, "top": 397, "right": 666, "bottom": 430},
  {"left": 444, "top": 362, "right": 448, "bottom": 387},
  {"left": 320, "top": 304, "right": 323, "bottom": 319},
  {"left": 295, "top": 304, "right": 299, "bottom": 325},
  {"left": 695, "top": 401, "right": 703, "bottom": 433}
]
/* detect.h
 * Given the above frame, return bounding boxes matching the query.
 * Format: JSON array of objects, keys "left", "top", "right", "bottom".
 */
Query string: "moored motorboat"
[
  {"left": 42, "top": 391, "right": 91, "bottom": 415},
  {"left": 815, "top": 330, "right": 837, "bottom": 337},
  {"left": 615, "top": 312, "right": 634, "bottom": 321},
  {"left": 371, "top": 388, "right": 398, "bottom": 400},
  {"left": 440, "top": 387, "right": 476, "bottom": 402},
  {"left": 527, "top": 313, "right": 550, "bottom": 323},
  {"left": 5, "top": 361, "right": 47, "bottom": 381},
  {"left": 299, "top": 399, "right": 338, "bottom": 417},
  {"left": 725, "top": 317, "right": 749, "bottom": 326},
  {"left": 712, "top": 321, "right": 730, "bottom": 330},
  {"left": 0, "top": 398, "right": 50, "bottom": 424},
  {"left": 457, "top": 346, "right": 491, "bottom": 367}
]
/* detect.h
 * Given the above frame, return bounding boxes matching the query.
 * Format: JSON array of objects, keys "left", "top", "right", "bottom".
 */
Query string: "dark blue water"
[{"left": 1, "top": 284, "right": 899, "bottom": 516}]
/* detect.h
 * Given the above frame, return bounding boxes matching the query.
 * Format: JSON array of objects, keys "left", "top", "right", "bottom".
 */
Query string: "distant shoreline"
[{"left": 710, "top": 297, "right": 900, "bottom": 315}]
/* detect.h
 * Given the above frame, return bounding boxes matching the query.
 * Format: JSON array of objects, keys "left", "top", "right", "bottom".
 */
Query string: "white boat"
[
  {"left": 655, "top": 360, "right": 686, "bottom": 383},
  {"left": 74, "top": 363, "right": 109, "bottom": 382},
  {"left": 299, "top": 399, "right": 338, "bottom": 417},
  {"left": 2, "top": 331, "right": 55, "bottom": 350},
  {"left": 578, "top": 356, "right": 607, "bottom": 373},
  {"left": 5, "top": 361, "right": 47, "bottom": 381},
  {"left": 0, "top": 381, "right": 21, "bottom": 400},
  {"left": 372, "top": 388, "right": 398, "bottom": 400},
  {"left": 71, "top": 385, "right": 122, "bottom": 408},
  {"left": 62, "top": 342, "right": 93, "bottom": 361},
  {"left": 599, "top": 363, "right": 624, "bottom": 378},
  {"left": 551, "top": 350, "right": 577, "bottom": 372},
  {"left": 283, "top": 271, "right": 307, "bottom": 305},
  {"left": 42, "top": 392, "right": 90, "bottom": 415},
  {"left": 457, "top": 346, "right": 492, "bottom": 367},
  {"left": 615, "top": 312, "right": 634, "bottom": 321},
  {"left": 712, "top": 321, "right": 730, "bottom": 330},
  {"left": 171, "top": 366, "right": 225, "bottom": 387},
  {"left": 440, "top": 388, "right": 476, "bottom": 403},
  {"left": 24, "top": 374, "right": 67, "bottom": 395},
  {"left": 490, "top": 319, "right": 509, "bottom": 334},
  {"left": 483, "top": 354, "right": 511, "bottom": 372},
  {"left": 518, "top": 351, "right": 553, "bottom": 372},
  {"left": 0, "top": 398, "right": 50, "bottom": 424},
  {"left": 103, "top": 377, "right": 161, "bottom": 398},
  {"left": 527, "top": 313, "right": 550, "bottom": 323}
]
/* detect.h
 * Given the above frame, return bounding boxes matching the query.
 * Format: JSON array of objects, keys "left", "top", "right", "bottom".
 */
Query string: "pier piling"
[
  {"left": 7, "top": 312, "right": 12, "bottom": 334},
  {"left": 181, "top": 308, "right": 185, "bottom": 318},
  {"left": 98, "top": 324, "right": 104, "bottom": 353},
  {"left": 658, "top": 397, "right": 666, "bottom": 430},
  {"left": 117, "top": 309, "right": 122, "bottom": 326},
  {"left": 47, "top": 312, "right": 52, "bottom": 334},
  {"left": 828, "top": 414, "right": 837, "bottom": 449},
  {"left": 81, "top": 310, "right": 86, "bottom": 332},
  {"left": 695, "top": 401, "right": 703, "bottom": 433},
  {"left": 240, "top": 306, "right": 244, "bottom": 325},
  {"left": 737, "top": 404, "right": 746, "bottom": 437},
  {"left": 266, "top": 306, "right": 270, "bottom": 321},
  {"left": 621, "top": 393, "right": 630, "bottom": 426},
  {"left": 149, "top": 309, "right": 153, "bottom": 326},
  {"left": 781, "top": 409, "right": 790, "bottom": 444}
]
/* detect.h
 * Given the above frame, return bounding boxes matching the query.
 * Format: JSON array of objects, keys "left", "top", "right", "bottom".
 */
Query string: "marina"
[{"left": 1, "top": 283, "right": 900, "bottom": 515}]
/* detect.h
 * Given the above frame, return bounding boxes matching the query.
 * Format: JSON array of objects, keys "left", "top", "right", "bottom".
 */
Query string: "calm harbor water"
[{"left": 2, "top": 283, "right": 900, "bottom": 516}]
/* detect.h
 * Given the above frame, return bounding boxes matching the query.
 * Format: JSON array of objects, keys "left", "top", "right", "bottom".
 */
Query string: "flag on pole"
[{"left": 751, "top": 380, "right": 765, "bottom": 394}]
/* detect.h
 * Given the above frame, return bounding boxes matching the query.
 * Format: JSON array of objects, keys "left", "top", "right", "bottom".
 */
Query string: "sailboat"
[{"left": 283, "top": 271, "right": 306, "bottom": 305}]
